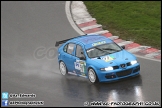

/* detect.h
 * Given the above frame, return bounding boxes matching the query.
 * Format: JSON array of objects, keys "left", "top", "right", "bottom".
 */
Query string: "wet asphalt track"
[{"left": 1, "top": 1, "right": 161, "bottom": 107}]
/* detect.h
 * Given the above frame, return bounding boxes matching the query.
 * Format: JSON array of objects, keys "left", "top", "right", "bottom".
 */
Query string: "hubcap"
[
  {"left": 60, "top": 62, "right": 66, "bottom": 75},
  {"left": 89, "top": 69, "right": 96, "bottom": 83}
]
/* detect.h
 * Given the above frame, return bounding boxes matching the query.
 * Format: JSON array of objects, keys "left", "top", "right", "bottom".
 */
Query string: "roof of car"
[{"left": 70, "top": 34, "right": 113, "bottom": 49}]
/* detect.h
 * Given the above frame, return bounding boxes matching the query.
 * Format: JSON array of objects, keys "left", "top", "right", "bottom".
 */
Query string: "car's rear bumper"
[{"left": 97, "top": 63, "right": 140, "bottom": 82}]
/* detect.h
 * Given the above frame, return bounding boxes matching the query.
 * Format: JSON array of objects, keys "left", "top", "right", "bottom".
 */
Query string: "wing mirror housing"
[
  {"left": 80, "top": 52, "right": 86, "bottom": 60},
  {"left": 121, "top": 45, "right": 125, "bottom": 49},
  {"left": 80, "top": 56, "right": 86, "bottom": 60}
]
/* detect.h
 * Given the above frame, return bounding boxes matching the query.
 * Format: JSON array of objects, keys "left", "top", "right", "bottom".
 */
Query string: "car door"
[
  {"left": 72, "top": 44, "right": 87, "bottom": 76},
  {"left": 62, "top": 43, "right": 76, "bottom": 72}
]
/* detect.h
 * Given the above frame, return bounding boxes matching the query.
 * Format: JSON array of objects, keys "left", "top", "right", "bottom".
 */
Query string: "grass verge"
[{"left": 84, "top": 1, "right": 161, "bottom": 49}]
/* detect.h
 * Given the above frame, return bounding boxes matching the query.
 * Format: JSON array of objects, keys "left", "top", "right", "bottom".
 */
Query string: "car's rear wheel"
[
  {"left": 59, "top": 61, "right": 67, "bottom": 75},
  {"left": 88, "top": 68, "right": 99, "bottom": 83}
]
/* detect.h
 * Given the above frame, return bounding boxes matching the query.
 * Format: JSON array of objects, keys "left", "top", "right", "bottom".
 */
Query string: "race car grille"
[
  {"left": 105, "top": 75, "right": 116, "bottom": 79},
  {"left": 113, "top": 66, "right": 119, "bottom": 69},
  {"left": 126, "top": 62, "right": 131, "bottom": 66},
  {"left": 116, "top": 69, "right": 132, "bottom": 77},
  {"left": 133, "top": 66, "right": 140, "bottom": 73},
  {"left": 120, "top": 64, "right": 126, "bottom": 68}
]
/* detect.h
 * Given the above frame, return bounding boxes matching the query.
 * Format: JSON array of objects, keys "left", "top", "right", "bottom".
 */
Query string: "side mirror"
[
  {"left": 80, "top": 56, "right": 86, "bottom": 60},
  {"left": 79, "top": 51, "right": 86, "bottom": 60},
  {"left": 121, "top": 45, "right": 125, "bottom": 49}
]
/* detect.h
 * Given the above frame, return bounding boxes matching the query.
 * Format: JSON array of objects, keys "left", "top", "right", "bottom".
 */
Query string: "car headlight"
[
  {"left": 130, "top": 60, "right": 137, "bottom": 65},
  {"left": 100, "top": 66, "right": 113, "bottom": 71}
]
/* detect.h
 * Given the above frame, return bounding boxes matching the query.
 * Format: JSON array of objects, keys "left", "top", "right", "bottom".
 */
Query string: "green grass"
[{"left": 84, "top": 1, "right": 161, "bottom": 49}]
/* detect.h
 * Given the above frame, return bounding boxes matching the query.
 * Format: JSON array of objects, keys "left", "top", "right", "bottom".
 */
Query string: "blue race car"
[{"left": 55, "top": 35, "right": 140, "bottom": 83}]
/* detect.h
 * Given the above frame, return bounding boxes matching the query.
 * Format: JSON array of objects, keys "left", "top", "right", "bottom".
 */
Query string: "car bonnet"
[{"left": 90, "top": 50, "right": 136, "bottom": 67}]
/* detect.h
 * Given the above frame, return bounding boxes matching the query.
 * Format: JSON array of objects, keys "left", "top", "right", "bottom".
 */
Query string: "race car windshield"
[{"left": 86, "top": 42, "right": 122, "bottom": 58}]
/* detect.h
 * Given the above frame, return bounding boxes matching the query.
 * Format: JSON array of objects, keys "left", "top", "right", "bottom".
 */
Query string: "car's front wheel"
[
  {"left": 59, "top": 61, "right": 67, "bottom": 75},
  {"left": 88, "top": 68, "right": 99, "bottom": 83}
]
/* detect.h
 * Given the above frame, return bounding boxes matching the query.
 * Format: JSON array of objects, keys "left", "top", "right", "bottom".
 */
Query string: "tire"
[
  {"left": 59, "top": 61, "right": 67, "bottom": 75},
  {"left": 88, "top": 68, "right": 99, "bottom": 83}
]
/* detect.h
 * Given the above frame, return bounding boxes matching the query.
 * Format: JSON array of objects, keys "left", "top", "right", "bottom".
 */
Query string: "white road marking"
[
  {"left": 75, "top": 18, "right": 96, "bottom": 25},
  {"left": 117, "top": 41, "right": 133, "bottom": 46},
  {"left": 73, "top": 12, "right": 92, "bottom": 20},
  {"left": 81, "top": 24, "right": 102, "bottom": 31},
  {"left": 88, "top": 30, "right": 109, "bottom": 35},
  {"left": 127, "top": 46, "right": 151, "bottom": 53},
  {"left": 108, "top": 36, "right": 119, "bottom": 40},
  {"left": 65, "top": 1, "right": 85, "bottom": 35},
  {"left": 134, "top": 54, "right": 161, "bottom": 62},
  {"left": 144, "top": 50, "right": 161, "bottom": 58}
]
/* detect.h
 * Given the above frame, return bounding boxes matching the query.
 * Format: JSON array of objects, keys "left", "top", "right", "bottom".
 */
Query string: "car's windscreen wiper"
[
  {"left": 95, "top": 47, "right": 108, "bottom": 53},
  {"left": 95, "top": 47, "right": 111, "bottom": 56},
  {"left": 89, "top": 47, "right": 112, "bottom": 59},
  {"left": 102, "top": 48, "right": 121, "bottom": 52}
]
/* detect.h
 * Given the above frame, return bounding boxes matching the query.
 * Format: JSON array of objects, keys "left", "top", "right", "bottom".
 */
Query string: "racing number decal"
[
  {"left": 74, "top": 60, "right": 86, "bottom": 76},
  {"left": 101, "top": 56, "right": 114, "bottom": 62}
]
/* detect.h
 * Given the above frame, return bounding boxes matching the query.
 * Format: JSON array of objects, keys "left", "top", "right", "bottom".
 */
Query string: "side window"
[
  {"left": 76, "top": 45, "right": 85, "bottom": 58},
  {"left": 63, "top": 44, "right": 68, "bottom": 52},
  {"left": 67, "top": 43, "right": 75, "bottom": 55}
]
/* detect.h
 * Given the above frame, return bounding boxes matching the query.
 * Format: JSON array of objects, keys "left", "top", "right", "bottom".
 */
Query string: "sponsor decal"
[
  {"left": 87, "top": 48, "right": 94, "bottom": 52},
  {"left": 92, "top": 41, "right": 106, "bottom": 46},
  {"left": 101, "top": 55, "right": 114, "bottom": 62},
  {"left": 74, "top": 60, "right": 86, "bottom": 76}
]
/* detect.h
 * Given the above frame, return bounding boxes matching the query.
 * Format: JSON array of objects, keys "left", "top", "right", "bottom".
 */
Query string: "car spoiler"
[
  {"left": 55, "top": 38, "right": 72, "bottom": 47},
  {"left": 55, "top": 34, "right": 88, "bottom": 47}
]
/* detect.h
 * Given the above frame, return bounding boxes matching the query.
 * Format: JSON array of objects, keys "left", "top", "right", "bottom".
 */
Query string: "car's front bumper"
[{"left": 97, "top": 63, "right": 140, "bottom": 82}]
